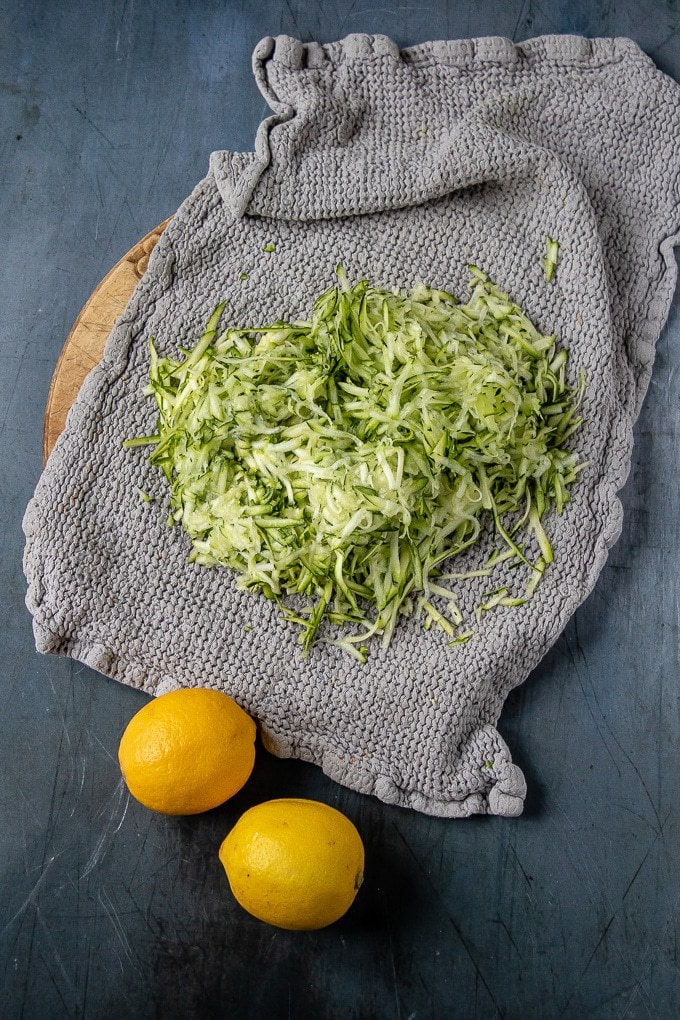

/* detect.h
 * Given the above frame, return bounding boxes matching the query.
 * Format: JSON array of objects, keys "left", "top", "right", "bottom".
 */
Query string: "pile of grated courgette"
[{"left": 126, "top": 266, "right": 585, "bottom": 660}]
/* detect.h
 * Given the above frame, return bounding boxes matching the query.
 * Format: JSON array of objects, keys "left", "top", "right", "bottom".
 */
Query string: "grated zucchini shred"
[
  {"left": 543, "top": 235, "right": 559, "bottom": 283},
  {"left": 126, "top": 266, "right": 585, "bottom": 657}
]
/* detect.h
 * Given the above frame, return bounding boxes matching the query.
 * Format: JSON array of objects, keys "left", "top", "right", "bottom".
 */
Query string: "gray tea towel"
[{"left": 23, "top": 34, "right": 680, "bottom": 817}]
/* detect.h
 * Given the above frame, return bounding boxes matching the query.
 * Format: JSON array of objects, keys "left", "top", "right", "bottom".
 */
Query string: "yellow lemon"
[
  {"left": 219, "top": 798, "right": 364, "bottom": 930},
  {"left": 118, "top": 687, "right": 256, "bottom": 815}
]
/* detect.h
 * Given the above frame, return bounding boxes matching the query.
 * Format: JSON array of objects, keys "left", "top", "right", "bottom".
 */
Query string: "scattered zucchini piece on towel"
[{"left": 543, "top": 235, "right": 559, "bottom": 283}]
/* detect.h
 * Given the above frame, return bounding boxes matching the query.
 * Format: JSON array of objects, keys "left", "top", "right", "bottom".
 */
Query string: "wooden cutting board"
[{"left": 42, "top": 218, "right": 171, "bottom": 466}]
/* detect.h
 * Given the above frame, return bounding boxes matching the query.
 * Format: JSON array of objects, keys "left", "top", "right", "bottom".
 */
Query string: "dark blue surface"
[{"left": 2, "top": 2, "right": 679, "bottom": 1017}]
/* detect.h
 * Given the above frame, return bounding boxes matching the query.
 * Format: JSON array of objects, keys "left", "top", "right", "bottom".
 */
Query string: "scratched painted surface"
[{"left": 1, "top": 1, "right": 679, "bottom": 1017}]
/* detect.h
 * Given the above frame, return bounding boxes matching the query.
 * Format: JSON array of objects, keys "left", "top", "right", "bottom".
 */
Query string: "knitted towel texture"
[{"left": 24, "top": 34, "right": 680, "bottom": 817}]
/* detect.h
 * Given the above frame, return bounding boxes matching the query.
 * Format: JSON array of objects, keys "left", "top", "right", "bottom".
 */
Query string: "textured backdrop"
[{"left": 3, "top": 2, "right": 680, "bottom": 1017}]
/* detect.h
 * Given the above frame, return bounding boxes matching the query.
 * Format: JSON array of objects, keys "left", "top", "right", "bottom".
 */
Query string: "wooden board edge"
[{"left": 42, "top": 217, "right": 172, "bottom": 466}]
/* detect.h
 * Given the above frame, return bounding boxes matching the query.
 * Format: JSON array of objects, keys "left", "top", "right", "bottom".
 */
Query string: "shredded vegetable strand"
[{"left": 126, "top": 265, "right": 585, "bottom": 656}]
